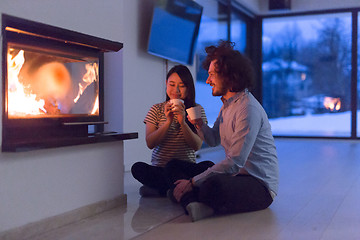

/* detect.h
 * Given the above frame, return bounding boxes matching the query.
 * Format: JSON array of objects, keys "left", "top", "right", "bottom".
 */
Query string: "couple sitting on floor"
[{"left": 131, "top": 41, "right": 279, "bottom": 222}]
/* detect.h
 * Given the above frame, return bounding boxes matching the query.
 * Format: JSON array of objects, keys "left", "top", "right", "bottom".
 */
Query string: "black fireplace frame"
[{"left": 2, "top": 14, "right": 137, "bottom": 152}]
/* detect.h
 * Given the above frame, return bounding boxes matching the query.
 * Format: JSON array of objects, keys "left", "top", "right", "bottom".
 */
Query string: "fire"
[
  {"left": 7, "top": 49, "right": 46, "bottom": 117},
  {"left": 323, "top": 96, "right": 341, "bottom": 111},
  {"left": 74, "top": 63, "right": 98, "bottom": 103},
  {"left": 91, "top": 95, "right": 99, "bottom": 114},
  {"left": 7, "top": 48, "right": 99, "bottom": 117},
  {"left": 73, "top": 62, "right": 99, "bottom": 114}
]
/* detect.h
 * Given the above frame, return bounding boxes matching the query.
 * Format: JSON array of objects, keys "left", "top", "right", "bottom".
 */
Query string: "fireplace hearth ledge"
[{"left": 2, "top": 132, "right": 138, "bottom": 152}]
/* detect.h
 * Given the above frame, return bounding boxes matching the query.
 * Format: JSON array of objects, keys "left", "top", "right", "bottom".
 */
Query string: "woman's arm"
[
  {"left": 174, "top": 104, "right": 203, "bottom": 151},
  {"left": 179, "top": 120, "right": 203, "bottom": 151},
  {"left": 145, "top": 102, "right": 174, "bottom": 149},
  {"left": 145, "top": 121, "right": 172, "bottom": 149}
]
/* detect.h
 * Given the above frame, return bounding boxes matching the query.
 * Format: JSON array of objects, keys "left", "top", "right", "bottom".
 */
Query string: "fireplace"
[{"left": 2, "top": 14, "right": 137, "bottom": 151}]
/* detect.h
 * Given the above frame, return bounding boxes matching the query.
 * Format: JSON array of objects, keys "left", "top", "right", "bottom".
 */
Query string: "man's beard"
[{"left": 212, "top": 86, "right": 227, "bottom": 96}]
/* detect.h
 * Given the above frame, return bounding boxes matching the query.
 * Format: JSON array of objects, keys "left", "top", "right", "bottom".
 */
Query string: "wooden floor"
[{"left": 27, "top": 139, "right": 360, "bottom": 240}]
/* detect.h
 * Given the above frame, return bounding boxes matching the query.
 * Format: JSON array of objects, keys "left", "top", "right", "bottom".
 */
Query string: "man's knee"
[{"left": 198, "top": 175, "right": 225, "bottom": 201}]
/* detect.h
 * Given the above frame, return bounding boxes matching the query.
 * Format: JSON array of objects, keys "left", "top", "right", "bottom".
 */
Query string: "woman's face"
[{"left": 166, "top": 73, "right": 187, "bottom": 100}]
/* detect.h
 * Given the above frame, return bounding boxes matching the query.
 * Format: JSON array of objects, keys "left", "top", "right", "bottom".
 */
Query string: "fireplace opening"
[
  {"left": 7, "top": 45, "right": 100, "bottom": 119},
  {"left": 2, "top": 14, "right": 129, "bottom": 152}
]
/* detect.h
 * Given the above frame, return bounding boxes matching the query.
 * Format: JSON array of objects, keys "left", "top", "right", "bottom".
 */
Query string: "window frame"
[
  {"left": 259, "top": 8, "right": 360, "bottom": 140},
  {"left": 195, "top": 2, "right": 360, "bottom": 140}
]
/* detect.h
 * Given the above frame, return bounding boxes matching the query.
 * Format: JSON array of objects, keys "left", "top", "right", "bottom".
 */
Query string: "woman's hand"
[
  {"left": 172, "top": 102, "right": 185, "bottom": 124},
  {"left": 173, "top": 179, "right": 193, "bottom": 202},
  {"left": 165, "top": 102, "right": 175, "bottom": 123}
]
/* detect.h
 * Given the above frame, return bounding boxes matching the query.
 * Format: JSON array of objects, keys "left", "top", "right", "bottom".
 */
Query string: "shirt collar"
[{"left": 221, "top": 89, "right": 248, "bottom": 107}]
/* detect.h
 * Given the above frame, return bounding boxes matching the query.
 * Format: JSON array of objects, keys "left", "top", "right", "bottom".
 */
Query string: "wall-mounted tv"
[{"left": 147, "top": 0, "right": 203, "bottom": 65}]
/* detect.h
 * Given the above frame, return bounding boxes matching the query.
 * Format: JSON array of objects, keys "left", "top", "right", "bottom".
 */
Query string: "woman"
[{"left": 131, "top": 65, "right": 213, "bottom": 197}]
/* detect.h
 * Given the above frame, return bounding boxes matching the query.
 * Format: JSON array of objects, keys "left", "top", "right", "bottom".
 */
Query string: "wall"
[
  {"left": 122, "top": 0, "right": 166, "bottom": 171},
  {"left": 0, "top": 0, "right": 165, "bottom": 234},
  {"left": 121, "top": 0, "right": 197, "bottom": 171}
]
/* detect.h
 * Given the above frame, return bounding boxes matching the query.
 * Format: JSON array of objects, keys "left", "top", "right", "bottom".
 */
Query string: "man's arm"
[
  {"left": 193, "top": 105, "right": 262, "bottom": 186},
  {"left": 191, "top": 116, "right": 221, "bottom": 147}
]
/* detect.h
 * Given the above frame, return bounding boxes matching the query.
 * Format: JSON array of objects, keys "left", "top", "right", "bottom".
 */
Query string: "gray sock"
[{"left": 186, "top": 202, "right": 214, "bottom": 222}]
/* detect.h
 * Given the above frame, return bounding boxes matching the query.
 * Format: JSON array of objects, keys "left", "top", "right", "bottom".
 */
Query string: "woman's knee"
[{"left": 131, "top": 162, "right": 148, "bottom": 179}]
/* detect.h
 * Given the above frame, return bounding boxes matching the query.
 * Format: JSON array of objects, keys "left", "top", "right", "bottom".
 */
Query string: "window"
[
  {"left": 194, "top": 0, "right": 228, "bottom": 127},
  {"left": 230, "top": 10, "right": 247, "bottom": 53},
  {"left": 194, "top": 0, "right": 250, "bottom": 127},
  {"left": 262, "top": 13, "right": 352, "bottom": 137}
]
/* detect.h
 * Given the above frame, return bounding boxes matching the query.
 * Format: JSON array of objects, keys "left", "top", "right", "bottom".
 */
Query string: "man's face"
[{"left": 206, "top": 60, "right": 228, "bottom": 97}]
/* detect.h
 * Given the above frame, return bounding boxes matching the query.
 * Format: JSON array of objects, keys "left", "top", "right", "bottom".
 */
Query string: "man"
[{"left": 169, "top": 40, "right": 279, "bottom": 222}]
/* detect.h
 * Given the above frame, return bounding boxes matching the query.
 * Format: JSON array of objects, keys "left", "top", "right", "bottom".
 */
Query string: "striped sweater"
[{"left": 144, "top": 102, "right": 207, "bottom": 167}]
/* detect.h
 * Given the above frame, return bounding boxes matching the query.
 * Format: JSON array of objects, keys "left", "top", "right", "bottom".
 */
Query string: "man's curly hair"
[{"left": 202, "top": 40, "right": 254, "bottom": 92}]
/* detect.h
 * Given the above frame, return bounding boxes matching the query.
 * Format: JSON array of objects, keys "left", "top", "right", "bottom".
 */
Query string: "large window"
[
  {"left": 193, "top": 3, "right": 359, "bottom": 139},
  {"left": 262, "top": 13, "right": 353, "bottom": 137},
  {"left": 194, "top": 0, "right": 250, "bottom": 127},
  {"left": 230, "top": 11, "right": 247, "bottom": 53},
  {"left": 194, "top": 0, "right": 228, "bottom": 127}
]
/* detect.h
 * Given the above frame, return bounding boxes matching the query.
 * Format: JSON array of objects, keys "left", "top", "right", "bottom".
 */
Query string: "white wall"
[
  {"left": 121, "top": 0, "right": 196, "bottom": 171},
  {"left": 0, "top": 0, "right": 166, "bottom": 233},
  {"left": 121, "top": 0, "right": 166, "bottom": 171}
]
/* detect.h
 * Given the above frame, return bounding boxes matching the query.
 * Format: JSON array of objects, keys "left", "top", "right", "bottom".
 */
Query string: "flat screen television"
[{"left": 147, "top": 0, "right": 203, "bottom": 65}]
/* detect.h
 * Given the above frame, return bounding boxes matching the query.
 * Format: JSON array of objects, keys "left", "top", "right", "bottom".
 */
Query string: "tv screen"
[{"left": 147, "top": 0, "right": 203, "bottom": 65}]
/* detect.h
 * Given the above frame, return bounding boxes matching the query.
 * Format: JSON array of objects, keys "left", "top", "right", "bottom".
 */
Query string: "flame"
[
  {"left": 91, "top": 95, "right": 99, "bottom": 114},
  {"left": 74, "top": 63, "right": 98, "bottom": 104},
  {"left": 7, "top": 48, "right": 99, "bottom": 117},
  {"left": 7, "top": 50, "right": 46, "bottom": 117},
  {"left": 323, "top": 97, "right": 341, "bottom": 111}
]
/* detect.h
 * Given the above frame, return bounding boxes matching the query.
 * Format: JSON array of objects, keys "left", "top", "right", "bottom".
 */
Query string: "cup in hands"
[
  {"left": 186, "top": 105, "right": 202, "bottom": 120},
  {"left": 170, "top": 99, "right": 184, "bottom": 111}
]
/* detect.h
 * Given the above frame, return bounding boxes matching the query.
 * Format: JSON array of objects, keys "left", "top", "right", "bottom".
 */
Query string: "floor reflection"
[{"left": 131, "top": 197, "right": 183, "bottom": 233}]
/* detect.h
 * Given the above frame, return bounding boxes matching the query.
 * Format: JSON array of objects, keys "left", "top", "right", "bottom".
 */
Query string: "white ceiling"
[{"left": 236, "top": 0, "right": 360, "bottom": 15}]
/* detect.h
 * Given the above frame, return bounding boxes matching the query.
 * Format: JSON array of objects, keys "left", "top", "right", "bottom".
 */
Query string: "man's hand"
[
  {"left": 187, "top": 116, "right": 204, "bottom": 130},
  {"left": 173, "top": 179, "right": 193, "bottom": 202}
]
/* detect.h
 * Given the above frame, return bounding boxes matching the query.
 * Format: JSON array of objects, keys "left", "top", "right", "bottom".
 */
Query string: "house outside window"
[{"left": 262, "top": 13, "right": 352, "bottom": 137}]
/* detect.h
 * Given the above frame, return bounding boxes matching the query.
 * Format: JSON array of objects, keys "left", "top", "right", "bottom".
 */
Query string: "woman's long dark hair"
[{"left": 165, "top": 65, "right": 197, "bottom": 132}]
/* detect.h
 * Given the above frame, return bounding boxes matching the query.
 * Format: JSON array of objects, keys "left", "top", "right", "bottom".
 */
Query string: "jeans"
[
  {"left": 180, "top": 173, "right": 273, "bottom": 214},
  {"left": 131, "top": 162, "right": 169, "bottom": 195},
  {"left": 131, "top": 159, "right": 215, "bottom": 196},
  {"left": 165, "top": 159, "right": 215, "bottom": 186}
]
